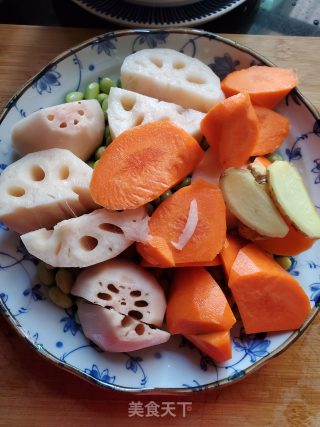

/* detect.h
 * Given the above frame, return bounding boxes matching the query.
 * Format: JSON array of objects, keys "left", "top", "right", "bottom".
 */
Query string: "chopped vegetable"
[
  {"left": 0, "top": 148, "right": 97, "bottom": 234},
  {"left": 201, "top": 93, "right": 259, "bottom": 169},
  {"left": 267, "top": 161, "right": 320, "bottom": 238},
  {"left": 220, "top": 167, "right": 289, "bottom": 238},
  {"left": 78, "top": 302, "right": 170, "bottom": 352},
  {"left": 229, "top": 243, "right": 311, "bottom": 333},
  {"left": 90, "top": 121, "right": 204, "bottom": 210},
  {"left": 166, "top": 267, "right": 236, "bottom": 335},
  {"left": 71, "top": 259, "right": 166, "bottom": 327},
  {"left": 137, "top": 180, "right": 226, "bottom": 267},
  {"left": 221, "top": 66, "right": 298, "bottom": 108},
  {"left": 255, "top": 220, "right": 315, "bottom": 256},
  {"left": 107, "top": 87, "right": 205, "bottom": 141},
  {"left": 11, "top": 100, "right": 105, "bottom": 161},
  {"left": 251, "top": 106, "right": 290, "bottom": 156},
  {"left": 220, "top": 234, "right": 247, "bottom": 278},
  {"left": 121, "top": 48, "right": 225, "bottom": 112},
  {"left": 21, "top": 207, "right": 148, "bottom": 268},
  {"left": 186, "top": 331, "right": 232, "bottom": 363}
]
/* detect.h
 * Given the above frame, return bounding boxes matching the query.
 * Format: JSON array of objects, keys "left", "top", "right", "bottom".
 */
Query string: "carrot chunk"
[
  {"left": 186, "top": 331, "right": 232, "bottom": 363},
  {"left": 229, "top": 243, "right": 311, "bottom": 334},
  {"left": 220, "top": 234, "right": 247, "bottom": 278},
  {"left": 252, "top": 106, "right": 290, "bottom": 156},
  {"left": 90, "top": 121, "right": 204, "bottom": 210},
  {"left": 221, "top": 66, "right": 298, "bottom": 109},
  {"left": 166, "top": 267, "right": 236, "bottom": 335},
  {"left": 201, "top": 93, "right": 259, "bottom": 169},
  {"left": 255, "top": 221, "right": 315, "bottom": 256},
  {"left": 137, "top": 180, "right": 226, "bottom": 266}
]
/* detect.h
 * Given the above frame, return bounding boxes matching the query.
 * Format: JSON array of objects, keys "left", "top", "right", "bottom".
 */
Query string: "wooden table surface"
[{"left": 0, "top": 25, "right": 319, "bottom": 427}]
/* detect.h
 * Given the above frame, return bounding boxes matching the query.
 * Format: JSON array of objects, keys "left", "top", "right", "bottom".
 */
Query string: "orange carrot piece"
[
  {"left": 166, "top": 267, "right": 236, "bottom": 335},
  {"left": 253, "top": 156, "right": 271, "bottom": 168},
  {"left": 221, "top": 66, "right": 298, "bottom": 109},
  {"left": 137, "top": 180, "right": 226, "bottom": 266},
  {"left": 139, "top": 236, "right": 175, "bottom": 267},
  {"left": 140, "top": 256, "right": 221, "bottom": 268},
  {"left": 229, "top": 243, "right": 311, "bottom": 334},
  {"left": 186, "top": 331, "right": 232, "bottom": 363},
  {"left": 255, "top": 221, "right": 315, "bottom": 256},
  {"left": 90, "top": 121, "right": 204, "bottom": 210},
  {"left": 220, "top": 234, "right": 247, "bottom": 278},
  {"left": 251, "top": 106, "right": 290, "bottom": 156},
  {"left": 201, "top": 93, "right": 259, "bottom": 170}
]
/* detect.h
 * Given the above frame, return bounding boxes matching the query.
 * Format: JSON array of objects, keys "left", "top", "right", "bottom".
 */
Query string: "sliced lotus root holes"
[
  {"left": 59, "top": 122, "right": 67, "bottom": 128},
  {"left": 133, "top": 115, "right": 144, "bottom": 126},
  {"left": 121, "top": 94, "right": 136, "bottom": 111},
  {"left": 30, "top": 165, "right": 45, "bottom": 181},
  {"left": 97, "top": 292, "right": 112, "bottom": 301},
  {"left": 107, "top": 283, "right": 119, "bottom": 293},
  {"left": 130, "top": 290, "right": 141, "bottom": 297},
  {"left": 79, "top": 235, "right": 98, "bottom": 251},
  {"left": 134, "top": 300, "right": 148, "bottom": 307},
  {"left": 47, "top": 114, "right": 55, "bottom": 121},
  {"left": 73, "top": 119, "right": 79, "bottom": 125},
  {"left": 135, "top": 324, "right": 145, "bottom": 336},
  {"left": 99, "top": 223, "right": 124, "bottom": 234},
  {"left": 59, "top": 165, "right": 70, "bottom": 180},
  {"left": 121, "top": 315, "right": 134, "bottom": 328},
  {"left": 186, "top": 75, "right": 206, "bottom": 85},
  {"left": 173, "top": 61, "right": 185, "bottom": 70},
  {"left": 128, "top": 310, "right": 143, "bottom": 321},
  {"left": 150, "top": 57, "right": 163, "bottom": 68},
  {"left": 7, "top": 186, "right": 25, "bottom": 197},
  {"left": 77, "top": 109, "right": 84, "bottom": 116}
]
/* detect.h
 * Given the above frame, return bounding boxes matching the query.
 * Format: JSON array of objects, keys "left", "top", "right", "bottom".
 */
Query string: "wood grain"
[{"left": 0, "top": 25, "right": 319, "bottom": 427}]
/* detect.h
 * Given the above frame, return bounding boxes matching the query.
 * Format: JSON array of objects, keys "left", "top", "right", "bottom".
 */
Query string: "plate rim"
[
  {"left": 0, "top": 28, "right": 319, "bottom": 394},
  {"left": 71, "top": 0, "right": 248, "bottom": 28}
]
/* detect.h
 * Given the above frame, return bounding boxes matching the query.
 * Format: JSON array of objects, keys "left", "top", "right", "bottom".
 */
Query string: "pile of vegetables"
[{"left": 0, "top": 47, "right": 319, "bottom": 362}]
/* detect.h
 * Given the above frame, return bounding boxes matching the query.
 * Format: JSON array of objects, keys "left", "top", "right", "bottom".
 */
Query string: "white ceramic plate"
[
  {"left": 0, "top": 29, "right": 319, "bottom": 393},
  {"left": 71, "top": 0, "right": 248, "bottom": 28}
]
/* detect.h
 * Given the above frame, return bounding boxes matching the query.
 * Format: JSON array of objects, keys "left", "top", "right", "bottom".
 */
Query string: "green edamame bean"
[
  {"left": 84, "top": 82, "right": 100, "bottom": 100},
  {"left": 97, "top": 93, "right": 108, "bottom": 104},
  {"left": 160, "top": 190, "right": 172, "bottom": 203},
  {"left": 93, "top": 159, "right": 100, "bottom": 168},
  {"left": 101, "top": 96, "right": 109, "bottom": 119},
  {"left": 65, "top": 91, "right": 84, "bottom": 103},
  {"left": 49, "top": 286, "right": 73, "bottom": 309},
  {"left": 174, "top": 176, "right": 191, "bottom": 191},
  {"left": 56, "top": 268, "right": 74, "bottom": 294},
  {"left": 37, "top": 262, "right": 55, "bottom": 286},
  {"left": 100, "top": 77, "right": 116, "bottom": 94},
  {"left": 266, "top": 153, "right": 283, "bottom": 163},
  {"left": 275, "top": 256, "right": 292, "bottom": 270},
  {"left": 95, "top": 146, "right": 106, "bottom": 160},
  {"left": 104, "top": 125, "right": 110, "bottom": 140}
]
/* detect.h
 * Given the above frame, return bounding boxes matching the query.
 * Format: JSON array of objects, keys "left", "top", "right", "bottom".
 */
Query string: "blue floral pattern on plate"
[{"left": 0, "top": 29, "right": 319, "bottom": 393}]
